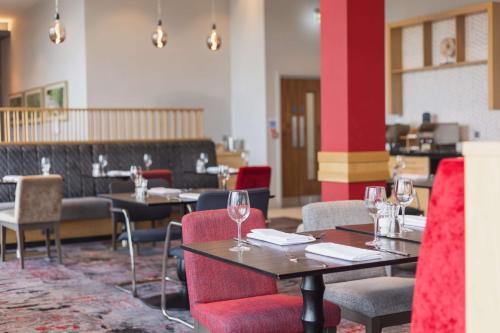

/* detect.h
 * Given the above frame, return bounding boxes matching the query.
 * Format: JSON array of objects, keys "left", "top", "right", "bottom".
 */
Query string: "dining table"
[
  {"left": 182, "top": 228, "right": 420, "bottom": 333},
  {"left": 100, "top": 192, "right": 201, "bottom": 310}
]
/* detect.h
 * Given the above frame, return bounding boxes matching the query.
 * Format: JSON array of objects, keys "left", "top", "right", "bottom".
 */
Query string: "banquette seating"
[{"left": 0, "top": 140, "right": 218, "bottom": 243}]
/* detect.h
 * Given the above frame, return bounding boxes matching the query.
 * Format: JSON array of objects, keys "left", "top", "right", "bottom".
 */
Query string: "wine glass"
[
  {"left": 130, "top": 165, "right": 143, "bottom": 187},
  {"left": 41, "top": 157, "right": 51, "bottom": 176},
  {"left": 227, "top": 190, "right": 251, "bottom": 252},
  {"left": 364, "top": 186, "right": 387, "bottom": 246},
  {"left": 219, "top": 165, "right": 231, "bottom": 190},
  {"left": 98, "top": 154, "right": 108, "bottom": 175},
  {"left": 200, "top": 152, "right": 208, "bottom": 165},
  {"left": 394, "top": 178, "right": 414, "bottom": 232},
  {"left": 143, "top": 153, "right": 153, "bottom": 170}
]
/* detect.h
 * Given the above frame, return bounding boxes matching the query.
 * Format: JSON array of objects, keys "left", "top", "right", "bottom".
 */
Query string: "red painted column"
[{"left": 319, "top": 0, "right": 387, "bottom": 201}]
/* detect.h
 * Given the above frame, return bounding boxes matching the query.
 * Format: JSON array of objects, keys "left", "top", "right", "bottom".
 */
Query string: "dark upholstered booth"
[{"left": 0, "top": 139, "right": 218, "bottom": 243}]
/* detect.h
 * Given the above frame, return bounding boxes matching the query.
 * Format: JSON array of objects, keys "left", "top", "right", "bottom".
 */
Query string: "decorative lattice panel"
[
  {"left": 466, "top": 12, "right": 488, "bottom": 61},
  {"left": 402, "top": 25, "right": 424, "bottom": 69}
]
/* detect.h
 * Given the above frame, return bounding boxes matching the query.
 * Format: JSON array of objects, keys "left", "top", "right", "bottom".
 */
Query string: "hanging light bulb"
[
  {"left": 49, "top": 0, "right": 65, "bottom": 44},
  {"left": 152, "top": 0, "right": 167, "bottom": 48},
  {"left": 206, "top": 0, "right": 221, "bottom": 51}
]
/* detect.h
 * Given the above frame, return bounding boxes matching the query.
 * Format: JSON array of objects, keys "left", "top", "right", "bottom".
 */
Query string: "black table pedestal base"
[
  {"left": 141, "top": 289, "right": 190, "bottom": 311},
  {"left": 301, "top": 275, "right": 325, "bottom": 333}
]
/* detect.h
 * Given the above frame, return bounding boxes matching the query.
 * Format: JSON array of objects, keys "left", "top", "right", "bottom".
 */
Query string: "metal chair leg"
[
  {"left": 0, "top": 226, "right": 5, "bottom": 262},
  {"left": 16, "top": 229, "right": 24, "bottom": 269},
  {"left": 161, "top": 222, "right": 194, "bottom": 329},
  {"left": 111, "top": 218, "right": 117, "bottom": 251}
]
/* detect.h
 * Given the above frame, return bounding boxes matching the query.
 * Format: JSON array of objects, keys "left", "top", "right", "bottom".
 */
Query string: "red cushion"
[
  {"left": 193, "top": 294, "right": 341, "bottom": 333},
  {"left": 142, "top": 169, "right": 172, "bottom": 187},
  {"left": 411, "top": 158, "right": 465, "bottom": 333},
  {"left": 235, "top": 166, "right": 271, "bottom": 190}
]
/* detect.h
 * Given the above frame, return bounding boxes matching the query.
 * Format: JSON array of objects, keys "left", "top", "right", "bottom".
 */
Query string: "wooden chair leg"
[
  {"left": 45, "top": 228, "right": 51, "bottom": 258},
  {"left": 111, "top": 219, "right": 117, "bottom": 251},
  {"left": 54, "top": 223, "right": 62, "bottom": 265},
  {"left": 16, "top": 229, "right": 24, "bottom": 269},
  {"left": 0, "top": 226, "right": 5, "bottom": 262}
]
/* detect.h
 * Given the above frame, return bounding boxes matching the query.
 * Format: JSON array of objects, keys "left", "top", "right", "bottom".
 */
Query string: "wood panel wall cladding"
[{"left": 387, "top": 2, "right": 500, "bottom": 114}]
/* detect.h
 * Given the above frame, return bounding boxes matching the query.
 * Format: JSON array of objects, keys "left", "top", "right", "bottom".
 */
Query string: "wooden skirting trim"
[
  {"left": 318, "top": 151, "right": 390, "bottom": 183},
  {"left": 0, "top": 138, "right": 210, "bottom": 146}
]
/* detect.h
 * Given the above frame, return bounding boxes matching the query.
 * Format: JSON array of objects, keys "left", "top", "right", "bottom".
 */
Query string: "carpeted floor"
[{"left": 0, "top": 219, "right": 410, "bottom": 333}]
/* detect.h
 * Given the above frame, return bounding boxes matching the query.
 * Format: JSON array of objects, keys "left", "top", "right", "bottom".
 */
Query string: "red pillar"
[{"left": 318, "top": 0, "right": 388, "bottom": 201}]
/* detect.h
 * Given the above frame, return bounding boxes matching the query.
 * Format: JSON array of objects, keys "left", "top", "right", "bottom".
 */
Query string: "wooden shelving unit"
[{"left": 387, "top": 2, "right": 500, "bottom": 115}]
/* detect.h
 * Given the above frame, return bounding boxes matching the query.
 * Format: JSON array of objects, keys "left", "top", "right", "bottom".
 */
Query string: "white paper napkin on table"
[
  {"left": 401, "top": 215, "right": 426, "bottom": 229},
  {"left": 247, "top": 229, "right": 316, "bottom": 246},
  {"left": 2, "top": 175, "right": 20, "bottom": 183},
  {"left": 179, "top": 192, "right": 200, "bottom": 200},
  {"left": 205, "top": 166, "right": 238, "bottom": 174},
  {"left": 305, "top": 243, "right": 382, "bottom": 262},
  {"left": 147, "top": 187, "right": 182, "bottom": 196},
  {"left": 107, "top": 170, "right": 131, "bottom": 177}
]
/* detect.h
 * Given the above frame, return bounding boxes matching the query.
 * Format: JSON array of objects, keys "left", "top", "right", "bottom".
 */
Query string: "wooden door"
[{"left": 281, "top": 78, "right": 321, "bottom": 198}]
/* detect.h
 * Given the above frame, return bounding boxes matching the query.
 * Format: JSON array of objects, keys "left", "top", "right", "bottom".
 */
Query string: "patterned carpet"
[{"left": 0, "top": 237, "right": 410, "bottom": 332}]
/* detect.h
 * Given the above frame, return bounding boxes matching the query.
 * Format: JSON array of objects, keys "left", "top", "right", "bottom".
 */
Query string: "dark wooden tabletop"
[
  {"left": 336, "top": 223, "right": 423, "bottom": 244},
  {"left": 182, "top": 229, "right": 420, "bottom": 280},
  {"left": 100, "top": 192, "right": 198, "bottom": 206}
]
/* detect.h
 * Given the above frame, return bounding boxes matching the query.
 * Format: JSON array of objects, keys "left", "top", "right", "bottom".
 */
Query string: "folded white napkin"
[
  {"left": 2, "top": 175, "right": 20, "bottom": 183},
  {"left": 107, "top": 170, "right": 131, "bottom": 177},
  {"left": 205, "top": 166, "right": 239, "bottom": 174},
  {"left": 402, "top": 215, "right": 426, "bottom": 229},
  {"left": 179, "top": 192, "right": 200, "bottom": 201},
  {"left": 147, "top": 187, "right": 182, "bottom": 196},
  {"left": 247, "top": 229, "right": 316, "bottom": 246},
  {"left": 206, "top": 166, "right": 219, "bottom": 174},
  {"left": 399, "top": 173, "right": 429, "bottom": 181},
  {"left": 305, "top": 243, "right": 382, "bottom": 262}
]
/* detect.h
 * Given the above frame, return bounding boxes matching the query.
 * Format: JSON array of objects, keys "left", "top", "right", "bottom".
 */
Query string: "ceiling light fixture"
[
  {"left": 49, "top": 0, "right": 65, "bottom": 44},
  {"left": 206, "top": 0, "right": 221, "bottom": 51},
  {"left": 152, "top": 0, "right": 167, "bottom": 48}
]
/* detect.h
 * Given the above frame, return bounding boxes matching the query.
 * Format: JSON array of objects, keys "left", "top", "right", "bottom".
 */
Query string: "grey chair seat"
[
  {"left": 61, "top": 197, "right": 110, "bottom": 221},
  {"left": 117, "top": 227, "right": 181, "bottom": 243},
  {"left": 324, "top": 276, "right": 415, "bottom": 317},
  {"left": 0, "top": 198, "right": 110, "bottom": 222}
]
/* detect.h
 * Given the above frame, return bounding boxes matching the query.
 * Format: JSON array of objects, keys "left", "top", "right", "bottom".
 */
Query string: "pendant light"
[
  {"left": 49, "top": 0, "right": 65, "bottom": 44},
  {"left": 152, "top": 0, "right": 167, "bottom": 48},
  {"left": 206, "top": 0, "right": 221, "bottom": 51}
]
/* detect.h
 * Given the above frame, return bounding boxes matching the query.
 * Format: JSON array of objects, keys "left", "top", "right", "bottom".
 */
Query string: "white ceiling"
[{"left": 0, "top": 0, "right": 40, "bottom": 16}]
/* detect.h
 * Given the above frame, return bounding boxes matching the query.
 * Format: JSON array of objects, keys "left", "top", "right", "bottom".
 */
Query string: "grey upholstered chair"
[
  {"left": 301, "top": 200, "right": 414, "bottom": 333},
  {"left": 0, "top": 175, "right": 64, "bottom": 269}
]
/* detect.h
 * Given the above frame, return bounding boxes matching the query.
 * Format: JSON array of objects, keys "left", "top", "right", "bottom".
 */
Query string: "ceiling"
[{"left": 0, "top": 0, "right": 40, "bottom": 16}]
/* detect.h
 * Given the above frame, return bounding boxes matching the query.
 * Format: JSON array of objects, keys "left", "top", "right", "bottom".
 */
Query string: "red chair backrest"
[
  {"left": 411, "top": 158, "right": 465, "bottom": 333},
  {"left": 183, "top": 208, "right": 277, "bottom": 306},
  {"left": 235, "top": 166, "right": 271, "bottom": 190},
  {"left": 142, "top": 169, "right": 173, "bottom": 187}
]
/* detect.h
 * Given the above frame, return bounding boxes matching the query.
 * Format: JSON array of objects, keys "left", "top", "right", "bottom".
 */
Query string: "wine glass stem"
[
  {"left": 373, "top": 216, "right": 379, "bottom": 242},
  {"left": 401, "top": 207, "right": 406, "bottom": 228},
  {"left": 237, "top": 222, "right": 242, "bottom": 248}
]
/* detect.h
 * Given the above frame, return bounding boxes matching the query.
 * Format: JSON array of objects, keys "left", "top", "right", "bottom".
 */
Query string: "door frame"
[{"left": 273, "top": 73, "right": 320, "bottom": 208}]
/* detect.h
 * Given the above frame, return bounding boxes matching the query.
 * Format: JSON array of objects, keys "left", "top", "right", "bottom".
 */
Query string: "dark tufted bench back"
[{"left": 0, "top": 139, "right": 218, "bottom": 202}]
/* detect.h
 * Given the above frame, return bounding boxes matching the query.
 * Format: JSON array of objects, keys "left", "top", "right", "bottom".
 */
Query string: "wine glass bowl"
[
  {"left": 143, "top": 153, "right": 153, "bottom": 170},
  {"left": 227, "top": 190, "right": 251, "bottom": 252},
  {"left": 41, "top": 157, "right": 51, "bottom": 176}
]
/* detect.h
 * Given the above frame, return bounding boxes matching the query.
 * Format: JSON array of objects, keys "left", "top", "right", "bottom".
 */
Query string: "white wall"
[
  {"left": 386, "top": 0, "right": 500, "bottom": 141},
  {"left": 84, "top": 0, "right": 231, "bottom": 140},
  {"left": 230, "top": 0, "right": 267, "bottom": 164},
  {"left": 1, "top": 0, "right": 87, "bottom": 107},
  {"left": 264, "top": 0, "right": 320, "bottom": 203}
]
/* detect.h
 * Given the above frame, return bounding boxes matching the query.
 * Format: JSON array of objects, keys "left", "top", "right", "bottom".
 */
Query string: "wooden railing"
[{"left": 0, "top": 108, "right": 204, "bottom": 143}]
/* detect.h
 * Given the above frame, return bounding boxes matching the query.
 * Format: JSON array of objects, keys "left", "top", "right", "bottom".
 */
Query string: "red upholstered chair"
[
  {"left": 235, "top": 166, "right": 271, "bottom": 189},
  {"left": 183, "top": 208, "right": 341, "bottom": 333},
  {"left": 143, "top": 169, "right": 173, "bottom": 187},
  {"left": 411, "top": 158, "right": 465, "bottom": 333}
]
